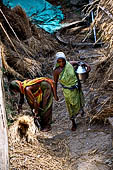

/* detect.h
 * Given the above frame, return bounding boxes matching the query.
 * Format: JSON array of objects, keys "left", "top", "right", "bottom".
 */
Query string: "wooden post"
[{"left": 0, "top": 47, "right": 9, "bottom": 169}]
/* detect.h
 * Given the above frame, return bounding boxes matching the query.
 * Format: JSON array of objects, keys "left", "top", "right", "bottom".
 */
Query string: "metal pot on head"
[{"left": 75, "top": 62, "right": 89, "bottom": 81}]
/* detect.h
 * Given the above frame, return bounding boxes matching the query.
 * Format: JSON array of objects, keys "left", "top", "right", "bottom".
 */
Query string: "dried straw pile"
[
  {"left": 0, "top": 5, "right": 59, "bottom": 79},
  {"left": 8, "top": 115, "right": 71, "bottom": 170},
  {"left": 84, "top": 0, "right": 113, "bottom": 121}
]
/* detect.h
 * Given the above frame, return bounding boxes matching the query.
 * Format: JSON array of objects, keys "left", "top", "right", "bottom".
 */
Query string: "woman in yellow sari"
[{"left": 9, "top": 77, "right": 56, "bottom": 132}]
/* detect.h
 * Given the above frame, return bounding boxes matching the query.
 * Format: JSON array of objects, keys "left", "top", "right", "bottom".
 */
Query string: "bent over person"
[
  {"left": 9, "top": 77, "right": 56, "bottom": 132},
  {"left": 53, "top": 52, "right": 91, "bottom": 131}
]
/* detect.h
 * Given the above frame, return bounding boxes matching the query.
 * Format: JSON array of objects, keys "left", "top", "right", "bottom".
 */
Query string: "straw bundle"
[
  {"left": 90, "top": 105, "right": 113, "bottom": 123},
  {"left": 92, "top": 0, "right": 113, "bottom": 85},
  {"left": 82, "top": 0, "right": 113, "bottom": 121},
  {"left": 2, "top": 44, "right": 42, "bottom": 79},
  {"left": 83, "top": 0, "right": 113, "bottom": 46},
  {"left": 95, "top": 0, "right": 113, "bottom": 45},
  {"left": 0, "top": 4, "right": 60, "bottom": 79},
  {"left": 8, "top": 115, "right": 38, "bottom": 143},
  {"left": 6, "top": 6, "right": 32, "bottom": 40},
  {"left": 8, "top": 115, "right": 71, "bottom": 170}
]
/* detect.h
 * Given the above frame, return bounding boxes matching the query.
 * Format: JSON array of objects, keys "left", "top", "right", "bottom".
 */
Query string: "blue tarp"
[{"left": 3, "top": 0, "right": 64, "bottom": 33}]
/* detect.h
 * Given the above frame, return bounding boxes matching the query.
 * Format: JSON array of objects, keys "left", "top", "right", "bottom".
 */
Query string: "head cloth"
[{"left": 53, "top": 52, "right": 66, "bottom": 70}]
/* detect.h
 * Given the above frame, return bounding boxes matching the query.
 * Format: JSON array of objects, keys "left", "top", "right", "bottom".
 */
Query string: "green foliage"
[
  {"left": 4, "top": 81, "right": 9, "bottom": 91},
  {"left": 5, "top": 89, "right": 18, "bottom": 126},
  {"left": 1, "top": 67, "right": 6, "bottom": 73},
  {"left": 5, "top": 102, "right": 15, "bottom": 126}
]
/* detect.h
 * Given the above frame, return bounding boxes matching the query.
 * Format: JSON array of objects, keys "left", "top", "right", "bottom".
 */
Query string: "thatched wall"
[{"left": 85, "top": 0, "right": 113, "bottom": 121}]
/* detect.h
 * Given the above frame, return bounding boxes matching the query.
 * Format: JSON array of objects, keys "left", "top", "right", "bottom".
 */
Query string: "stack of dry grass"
[
  {"left": 84, "top": 0, "right": 113, "bottom": 121},
  {"left": 8, "top": 115, "right": 71, "bottom": 170},
  {"left": 0, "top": 5, "right": 59, "bottom": 79},
  {"left": 1, "top": 44, "right": 42, "bottom": 79}
]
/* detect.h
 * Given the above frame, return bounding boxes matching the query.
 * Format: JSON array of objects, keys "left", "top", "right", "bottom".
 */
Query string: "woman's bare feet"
[
  {"left": 71, "top": 119, "right": 77, "bottom": 131},
  {"left": 81, "top": 109, "right": 85, "bottom": 117},
  {"left": 41, "top": 125, "right": 51, "bottom": 132},
  {"left": 71, "top": 125, "right": 77, "bottom": 131}
]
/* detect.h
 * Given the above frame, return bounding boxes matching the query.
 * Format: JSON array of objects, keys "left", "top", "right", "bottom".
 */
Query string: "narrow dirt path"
[{"left": 8, "top": 46, "right": 113, "bottom": 170}]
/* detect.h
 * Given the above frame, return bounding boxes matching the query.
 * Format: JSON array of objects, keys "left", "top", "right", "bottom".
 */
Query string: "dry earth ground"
[{"left": 8, "top": 46, "right": 113, "bottom": 170}]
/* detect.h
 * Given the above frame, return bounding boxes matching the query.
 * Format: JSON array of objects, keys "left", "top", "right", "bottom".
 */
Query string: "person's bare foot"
[
  {"left": 71, "top": 126, "right": 77, "bottom": 131},
  {"left": 71, "top": 124, "right": 77, "bottom": 131},
  {"left": 71, "top": 118, "right": 77, "bottom": 131},
  {"left": 41, "top": 125, "right": 51, "bottom": 132},
  {"left": 81, "top": 109, "right": 85, "bottom": 117}
]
